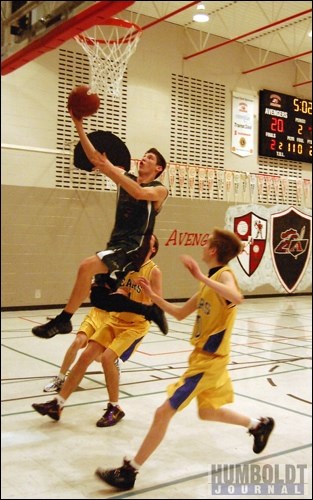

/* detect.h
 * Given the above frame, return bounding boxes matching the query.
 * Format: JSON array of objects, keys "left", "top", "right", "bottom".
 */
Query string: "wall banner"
[
  {"left": 234, "top": 212, "right": 267, "bottom": 277},
  {"left": 231, "top": 91, "right": 254, "bottom": 157},
  {"left": 271, "top": 206, "right": 311, "bottom": 293},
  {"left": 225, "top": 204, "right": 312, "bottom": 294}
]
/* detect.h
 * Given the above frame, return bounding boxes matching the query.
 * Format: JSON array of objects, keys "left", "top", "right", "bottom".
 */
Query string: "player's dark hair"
[
  {"left": 146, "top": 148, "right": 167, "bottom": 178},
  {"left": 150, "top": 234, "right": 159, "bottom": 258}
]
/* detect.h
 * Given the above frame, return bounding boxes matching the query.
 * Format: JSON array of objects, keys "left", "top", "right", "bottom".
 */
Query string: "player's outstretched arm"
[
  {"left": 136, "top": 277, "right": 198, "bottom": 321},
  {"left": 181, "top": 255, "right": 243, "bottom": 305},
  {"left": 91, "top": 152, "right": 168, "bottom": 206},
  {"left": 69, "top": 110, "right": 97, "bottom": 162}
]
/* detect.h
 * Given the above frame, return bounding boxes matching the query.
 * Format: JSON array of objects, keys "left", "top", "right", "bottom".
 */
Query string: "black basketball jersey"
[{"left": 107, "top": 172, "right": 163, "bottom": 252}]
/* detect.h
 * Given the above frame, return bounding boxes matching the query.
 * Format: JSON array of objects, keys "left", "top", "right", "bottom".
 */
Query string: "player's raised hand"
[
  {"left": 180, "top": 254, "right": 203, "bottom": 280},
  {"left": 91, "top": 151, "right": 113, "bottom": 173},
  {"left": 135, "top": 277, "right": 153, "bottom": 297}
]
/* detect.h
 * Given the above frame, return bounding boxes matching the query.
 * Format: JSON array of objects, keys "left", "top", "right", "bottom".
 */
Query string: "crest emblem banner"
[
  {"left": 234, "top": 212, "right": 267, "bottom": 276},
  {"left": 271, "top": 207, "right": 311, "bottom": 293}
]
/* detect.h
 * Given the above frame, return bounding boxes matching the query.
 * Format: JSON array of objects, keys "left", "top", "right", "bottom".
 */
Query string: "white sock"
[
  {"left": 55, "top": 395, "right": 65, "bottom": 408},
  {"left": 248, "top": 418, "right": 260, "bottom": 430},
  {"left": 129, "top": 459, "right": 141, "bottom": 470},
  {"left": 110, "top": 401, "right": 119, "bottom": 407},
  {"left": 58, "top": 372, "right": 66, "bottom": 380}
]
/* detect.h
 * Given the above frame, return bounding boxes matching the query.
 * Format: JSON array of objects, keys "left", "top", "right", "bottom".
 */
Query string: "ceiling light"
[{"left": 193, "top": 3, "right": 209, "bottom": 23}]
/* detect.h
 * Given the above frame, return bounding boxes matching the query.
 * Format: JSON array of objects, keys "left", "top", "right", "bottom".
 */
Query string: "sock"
[
  {"left": 248, "top": 418, "right": 260, "bottom": 430},
  {"left": 55, "top": 395, "right": 65, "bottom": 408},
  {"left": 57, "top": 372, "right": 66, "bottom": 381},
  {"left": 56, "top": 311, "right": 72, "bottom": 322},
  {"left": 130, "top": 459, "right": 141, "bottom": 470},
  {"left": 110, "top": 401, "right": 119, "bottom": 407}
]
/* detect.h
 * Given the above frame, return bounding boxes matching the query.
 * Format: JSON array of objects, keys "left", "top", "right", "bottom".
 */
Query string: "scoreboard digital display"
[{"left": 258, "top": 89, "right": 312, "bottom": 163}]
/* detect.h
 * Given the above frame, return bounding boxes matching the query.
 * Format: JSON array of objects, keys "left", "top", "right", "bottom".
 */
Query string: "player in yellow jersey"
[
  {"left": 42, "top": 234, "right": 166, "bottom": 393},
  {"left": 96, "top": 228, "right": 275, "bottom": 490},
  {"left": 32, "top": 234, "right": 164, "bottom": 426}
]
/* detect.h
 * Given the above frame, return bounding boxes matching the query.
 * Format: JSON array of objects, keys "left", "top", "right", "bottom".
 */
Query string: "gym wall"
[{"left": 1, "top": 18, "right": 312, "bottom": 308}]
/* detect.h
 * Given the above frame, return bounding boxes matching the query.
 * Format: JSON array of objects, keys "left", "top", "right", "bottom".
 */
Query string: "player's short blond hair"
[{"left": 210, "top": 228, "right": 243, "bottom": 264}]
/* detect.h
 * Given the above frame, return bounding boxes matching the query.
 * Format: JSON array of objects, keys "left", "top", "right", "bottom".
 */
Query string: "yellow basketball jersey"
[
  {"left": 110, "top": 259, "right": 157, "bottom": 323},
  {"left": 191, "top": 266, "right": 240, "bottom": 356}
]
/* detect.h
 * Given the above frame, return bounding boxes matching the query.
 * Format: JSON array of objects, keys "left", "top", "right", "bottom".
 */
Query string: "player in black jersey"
[{"left": 32, "top": 111, "right": 168, "bottom": 339}]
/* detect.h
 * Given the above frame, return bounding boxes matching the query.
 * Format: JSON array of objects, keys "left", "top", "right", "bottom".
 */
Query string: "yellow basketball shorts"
[
  {"left": 167, "top": 349, "right": 234, "bottom": 411},
  {"left": 90, "top": 312, "right": 150, "bottom": 362},
  {"left": 78, "top": 307, "right": 111, "bottom": 339}
]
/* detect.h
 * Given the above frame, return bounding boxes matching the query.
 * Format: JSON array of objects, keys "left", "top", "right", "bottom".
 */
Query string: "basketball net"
[{"left": 75, "top": 19, "right": 142, "bottom": 99}]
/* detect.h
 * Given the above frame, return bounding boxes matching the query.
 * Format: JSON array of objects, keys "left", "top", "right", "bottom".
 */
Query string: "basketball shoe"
[
  {"left": 96, "top": 403, "right": 125, "bottom": 427},
  {"left": 249, "top": 417, "right": 275, "bottom": 453},
  {"left": 32, "top": 317, "right": 72, "bottom": 339},
  {"left": 95, "top": 458, "right": 138, "bottom": 490},
  {"left": 149, "top": 305, "right": 168, "bottom": 335},
  {"left": 32, "top": 399, "right": 62, "bottom": 421},
  {"left": 43, "top": 376, "right": 65, "bottom": 393}
]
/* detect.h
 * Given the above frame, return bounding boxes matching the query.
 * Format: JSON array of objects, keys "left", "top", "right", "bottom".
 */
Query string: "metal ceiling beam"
[
  {"left": 293, "top": 80, "right": 312, "bottom": 87},
  {"left": 242, "top": 50, "right": 312, "bottom": 74},
  {"left": 183, "top": 8, "right": 312, "bottom": 60},
  {"left": 139, "top": 1, "right": 200, "bottom": 31},
  {"left": 1, "top": 1, "right": 135, "bottom": 76}
]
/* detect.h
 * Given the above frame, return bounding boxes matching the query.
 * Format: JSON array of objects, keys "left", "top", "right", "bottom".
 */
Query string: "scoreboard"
[{"left": 258, "top": 89, "right": 312, "bottom": 163}]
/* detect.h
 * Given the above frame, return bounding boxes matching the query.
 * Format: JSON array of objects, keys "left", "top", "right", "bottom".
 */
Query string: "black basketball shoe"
[
  {"left": 32, "top": 318, "right": 72, "bottom": 339},
  {"left": 95, "top": 458, "right": 138, "bottom": 490},
  {"left": 249, "top": 417, "right": 275, "bottom": 453}
]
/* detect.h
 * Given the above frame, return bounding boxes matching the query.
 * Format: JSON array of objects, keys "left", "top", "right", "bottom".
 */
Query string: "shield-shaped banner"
[
  {"left": 271, "top": 207, "right": 311, "bottom": 293},
  {"left": 234, "top": 212, "right": 267, "bottom": 276}
]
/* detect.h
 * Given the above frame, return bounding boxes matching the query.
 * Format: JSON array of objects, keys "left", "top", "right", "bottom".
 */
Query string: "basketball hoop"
[{"left": 75, "top": 18, "right": 142, "bottom": 99}]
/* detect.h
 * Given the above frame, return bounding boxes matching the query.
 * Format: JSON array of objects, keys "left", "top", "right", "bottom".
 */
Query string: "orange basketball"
[{"left": 67, "top": 85, "right": 100, "bottom": 119}]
